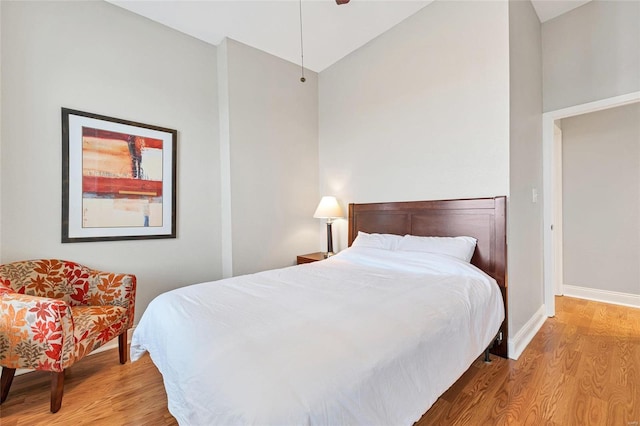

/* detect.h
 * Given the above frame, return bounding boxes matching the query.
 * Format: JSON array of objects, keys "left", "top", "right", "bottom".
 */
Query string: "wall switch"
[{"left": 532, "top": 188, "right": 538, "bottom": 203}]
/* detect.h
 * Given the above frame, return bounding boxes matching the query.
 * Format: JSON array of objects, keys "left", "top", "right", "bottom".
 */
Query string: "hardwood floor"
[
  {"left": 1, "top": 296, "right": 638, "bottom": 425},
  {"left": 417, "top": 296, "right": 640, "bottom": 425}
]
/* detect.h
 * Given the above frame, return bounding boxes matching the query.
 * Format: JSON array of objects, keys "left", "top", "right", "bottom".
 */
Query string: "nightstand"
[{"left": 296, "top": 252, "right": 326, "bottom": 265}]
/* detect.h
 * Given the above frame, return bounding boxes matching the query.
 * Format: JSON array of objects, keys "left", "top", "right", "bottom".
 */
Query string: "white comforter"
[{"left": 131, "top": 247, "right": 504, "bottom": 426}]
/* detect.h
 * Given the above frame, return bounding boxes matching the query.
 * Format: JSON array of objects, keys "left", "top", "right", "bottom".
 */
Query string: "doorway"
[{"left": 542, "top": 91, "right": 640, "bottom": 317}]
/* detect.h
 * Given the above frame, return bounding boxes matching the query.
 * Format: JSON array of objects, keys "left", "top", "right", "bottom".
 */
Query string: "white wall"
[
  {"left": 0, "top": 2, "right": 3, "bottom": 257},
  {"left": 562, "top": 103, "right": 640, "bottom": 295},
  {"left": 220, "top": 39, "right": 319, "bottom": 276},
  {"left": 542, "top": 0, "right": 640, "bottom": 112},
  {"left": 319, "top": 0, "right": 510, "bottom": 251},
  {"left": 508, "top": 0, "right": 544, "bottom": 350},
  {"left": 0, "top": 1, "right": 222, "bottom": 322}
]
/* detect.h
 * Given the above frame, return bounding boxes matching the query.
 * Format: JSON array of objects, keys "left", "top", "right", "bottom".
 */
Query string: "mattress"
[{"left": 130, "top": 246, "right": 504, "bottom": 425}]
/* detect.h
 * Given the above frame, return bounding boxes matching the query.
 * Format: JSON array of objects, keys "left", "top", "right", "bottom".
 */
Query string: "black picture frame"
[{"left": 62, "top": 108, "right": 177, "bottom": 243}]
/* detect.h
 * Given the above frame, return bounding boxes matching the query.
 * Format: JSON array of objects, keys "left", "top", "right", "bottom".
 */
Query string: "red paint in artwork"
[{"left": 83, "top": 177, "right": 163, "bottom": 197}]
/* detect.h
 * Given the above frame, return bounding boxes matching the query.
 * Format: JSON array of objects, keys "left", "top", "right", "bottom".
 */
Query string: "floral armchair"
[{"left": 0, "top": 259, "right": 136, "bottom": 413}]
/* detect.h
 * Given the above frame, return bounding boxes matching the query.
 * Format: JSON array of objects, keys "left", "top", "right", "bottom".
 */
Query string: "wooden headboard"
[{"left": 348, "top": 196, "right": 508, "bottom": 358}]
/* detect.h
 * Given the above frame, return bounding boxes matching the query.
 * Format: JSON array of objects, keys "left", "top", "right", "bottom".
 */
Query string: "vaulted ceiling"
[{"left": 107, "top": 0, "right": 592, "bottom": 72}]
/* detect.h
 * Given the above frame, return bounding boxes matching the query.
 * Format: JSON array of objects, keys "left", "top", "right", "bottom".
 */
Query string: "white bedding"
[{"left": 131, "top": 247, "right": 504, "bottom": 425}]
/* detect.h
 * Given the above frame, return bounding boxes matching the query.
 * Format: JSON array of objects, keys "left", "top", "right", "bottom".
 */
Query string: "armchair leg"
[
  {"left": 51, "top": 370, "right": 65, "bottom": 413},
  {"left": 1, "top": 367, "right": 16, "bottom": 403},
  {"left": 118, "top": 332, "right": 128, "bottom": 364}
]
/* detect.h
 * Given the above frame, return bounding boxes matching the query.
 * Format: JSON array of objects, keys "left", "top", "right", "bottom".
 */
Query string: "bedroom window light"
[{"left": 313, "top": 196, "right": 343, "bottom": 257}]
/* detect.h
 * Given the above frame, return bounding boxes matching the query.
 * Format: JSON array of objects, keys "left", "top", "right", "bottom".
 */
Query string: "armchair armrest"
[
  {"left": 0, "top": 293, "right": 75, "bottom": 371},
  {"left": 85, "top": 270, "right": 136, "bottom": 328}
]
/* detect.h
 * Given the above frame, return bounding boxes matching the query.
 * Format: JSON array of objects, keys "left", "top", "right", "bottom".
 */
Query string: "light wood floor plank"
[{"left": 1, "top": 296, "right": 638, "bottom": 425}]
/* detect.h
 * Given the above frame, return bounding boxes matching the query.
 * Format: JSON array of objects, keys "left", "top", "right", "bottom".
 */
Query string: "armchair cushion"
[{"left": 71, "top": 306, "right": 128, "bottom": 360}]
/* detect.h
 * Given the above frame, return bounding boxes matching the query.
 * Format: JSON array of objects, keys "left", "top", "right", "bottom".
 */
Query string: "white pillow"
[
  {"left": 396, "top": 235, "right": 477, "bottom": 262},
  {"left": 351, "top": 231, "right": 402, "bottom": 250}
]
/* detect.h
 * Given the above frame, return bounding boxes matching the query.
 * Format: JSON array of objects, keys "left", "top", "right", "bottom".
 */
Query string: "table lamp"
[{"left": 313, "top": 196, "right": 343, "bottom": 257}]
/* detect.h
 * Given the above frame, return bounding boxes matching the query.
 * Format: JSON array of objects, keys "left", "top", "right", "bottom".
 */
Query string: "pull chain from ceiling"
[{"left": 299, "top": 0, "right": 306, "bottom": 83}]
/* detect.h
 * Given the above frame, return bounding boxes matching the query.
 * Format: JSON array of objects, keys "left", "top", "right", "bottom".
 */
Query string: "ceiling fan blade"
[{"left": 336, "top": 0, "right": 350, "bottom": 4}]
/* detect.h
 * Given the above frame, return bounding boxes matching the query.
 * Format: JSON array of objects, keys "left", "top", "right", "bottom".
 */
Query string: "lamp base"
[{"left": 326, "top": 221, "right": 334, "bottom": 257}]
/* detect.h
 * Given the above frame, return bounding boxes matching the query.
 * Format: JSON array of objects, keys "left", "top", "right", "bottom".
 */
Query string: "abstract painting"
[{"left": 62, "top": 108, "right": 177, "bottom": 242}]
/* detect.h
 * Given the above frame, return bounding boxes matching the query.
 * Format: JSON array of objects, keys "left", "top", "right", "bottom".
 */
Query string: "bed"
[{"left": 130, "top": 196, "right": 508, "bottom": 425}]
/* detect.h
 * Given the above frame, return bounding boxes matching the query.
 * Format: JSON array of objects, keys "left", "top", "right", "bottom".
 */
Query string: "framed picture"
[{"left": 62, "top": 108, "right": 177, "bottom": 243}]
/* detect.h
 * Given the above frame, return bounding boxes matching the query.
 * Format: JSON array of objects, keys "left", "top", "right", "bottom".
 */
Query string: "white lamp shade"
[{"left": 313, "top": 196, "right": 343, "bottom": 219}]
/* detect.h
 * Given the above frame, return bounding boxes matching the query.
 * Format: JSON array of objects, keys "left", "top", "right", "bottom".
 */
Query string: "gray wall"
[
  {"left": 0, "top": 2, "right": 3, "bottom": 257},
  {"left": 542, "top": 0, "right": 640, "bottom": 112},
  {"left": 0, "top": 1, "right": 222, "bottom": 322},
  {"left": 219, "top": 39, "right": 319, "bottom": 276},
  {"left": 508, "top": 0, "right": 544, "bottom": 337},
  {"left": 1, "top": 2, "right": 322, "bottom": 318},
  {"left": 562, "top": 103, "right": 640, "bottom": 295},
  {"left": 319, "top": 0, "right": 510, "bottom": 251}
]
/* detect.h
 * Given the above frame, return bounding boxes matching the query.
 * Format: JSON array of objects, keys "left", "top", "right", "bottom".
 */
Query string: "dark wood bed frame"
[{"left": 348, "top": 196, "right": 508, "bottom": 358}]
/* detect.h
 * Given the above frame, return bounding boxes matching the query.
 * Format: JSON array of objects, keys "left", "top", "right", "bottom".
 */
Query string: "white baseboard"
[
  {"left": 7, "top": 326, "right": 135, "bottom": 377},
  {"left": 563, "top": 285, "right": 640, "bottom": 309},
  {"left": 508, "top": 304, "right": 547, "bottom": 360}
]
